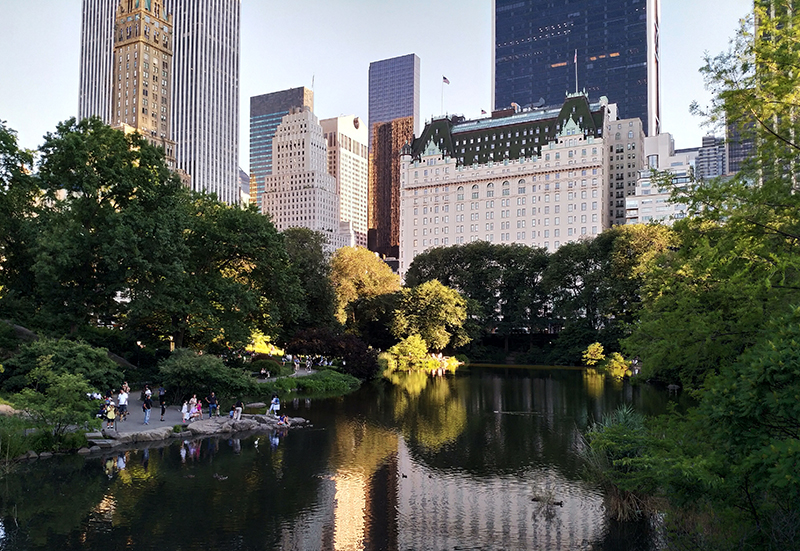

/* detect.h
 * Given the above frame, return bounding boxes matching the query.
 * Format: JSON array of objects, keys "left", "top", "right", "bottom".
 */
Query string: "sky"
[{"left": 1, "top": 0, "right": 752, "bottom": 173}]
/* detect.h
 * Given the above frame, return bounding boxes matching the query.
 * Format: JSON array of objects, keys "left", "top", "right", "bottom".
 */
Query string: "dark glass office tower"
[
  {"left": 249, "top": 87, "right": 314, "bottom": 210},
  {"left": 368, "top": 54, "right": 420, "bottom": 148},
  {"left": 494, "top": 0, "right": 660, "bottom": 136}
]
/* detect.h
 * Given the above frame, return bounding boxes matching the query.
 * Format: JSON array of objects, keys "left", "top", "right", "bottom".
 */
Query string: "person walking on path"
[
  {"left": 181, "top": 400, "right": 190, "bottom": 424},
  {"left": 142, "top": 394, "right": 152, "bottom": 425},
  {"left": 117, "top": 388, "right": 129, "bottom": 422},
  {"left": 233, "top": 398, "right": 243, "bottom": 421},
  {"left": 159, "top": 391, "right": 167, "bottom": 422},
  {"left": 106, "top": 403, "right": 117, "bottom": 430},
  {"left": 206, "top": 392, "right": 218, "bottom": 418}
]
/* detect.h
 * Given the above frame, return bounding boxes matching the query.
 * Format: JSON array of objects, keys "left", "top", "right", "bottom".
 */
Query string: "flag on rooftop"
[{"left": 442, "top": 75, "right": 450, "bottom": 84}]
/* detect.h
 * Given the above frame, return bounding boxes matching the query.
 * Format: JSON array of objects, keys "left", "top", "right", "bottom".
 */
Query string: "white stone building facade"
[
  {"left": 320, "top": 116, "right": 369, "bottom": 248},
  {"left": 399, "top": 118, "right": 610, "bottom": 274},
  {"left": 263, "top": 108, "right": 352, "bottom": 251}
]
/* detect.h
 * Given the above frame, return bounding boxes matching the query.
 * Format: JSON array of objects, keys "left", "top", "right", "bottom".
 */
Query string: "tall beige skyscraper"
[
  {"left": 110, "top": 0, "right": 175, "bottom": 163},
  {"left": 263, "top": 107, "right": 353, "bottom": 251},
  {"left": 321, "top": 116, "right": 369, "bottom": 248}
]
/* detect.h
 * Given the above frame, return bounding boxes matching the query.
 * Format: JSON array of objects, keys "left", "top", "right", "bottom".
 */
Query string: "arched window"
[
  {"left": 486, "top": 183, "right": 495, "bottom": 197},
  {"left": 471, "top": 184, "right": 479, "bottom": 199},
  {"left": 502, "top": 181, "right": 510, "bottom": 196},
  {"left": 457, "top": 186, "right": 464, "bottom": 201}
]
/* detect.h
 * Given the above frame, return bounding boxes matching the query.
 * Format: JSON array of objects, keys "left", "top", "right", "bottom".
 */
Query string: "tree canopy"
[{"left": 330, "top": 246, "right": 400, "bottom": 326}]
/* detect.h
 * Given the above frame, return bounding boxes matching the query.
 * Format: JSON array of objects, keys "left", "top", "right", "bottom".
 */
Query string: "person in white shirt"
[{"left": 117, "top": 389, "right": 129, "bottom": 421}]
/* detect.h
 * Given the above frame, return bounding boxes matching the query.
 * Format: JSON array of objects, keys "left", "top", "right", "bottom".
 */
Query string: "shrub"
[
  {"left": 1, "top": 338, "right": 123, "bottom": 393},
  {"left": 157, "top": 349, "right": 255, "bottom": 403},
  {"left": 0, "top": 415, "right": 35, "bottom": 460},
  {"left": 251, "top": 358, "right": 290, "bottom": 377},
  {"left": 13, "top": 367, "right": 100, "bottom": 449}
]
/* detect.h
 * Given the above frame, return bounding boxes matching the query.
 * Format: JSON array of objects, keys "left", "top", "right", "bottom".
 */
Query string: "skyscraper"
[
  {"left": 321, "top": 115, "right": 369, "bottom": 247},
  {"left": 110, "top": 0, "right": 176, "bottom": 163},
  {"left": 78, "top": 0, "right": 241, "bottom": 205},
  {"left": 250, "top": 87, "right": 314, "bottom": 211},
  {"left": 368, "top": 117, "right": 414, "bottom": 259},
  {"left": 263, "top": 108, "right": 352, "bottom": 251},
  {"left": 494, "top": 0, "right": 661, "bottom": 136},
  {"left": 368, "top": 54, "right": 420, "bottom": 148},
  {"left": 169, "top": 0, "right": 241, "bottom": 205},
  {"left": 78, "top": 0, "right": 116, "bottom": 123}
]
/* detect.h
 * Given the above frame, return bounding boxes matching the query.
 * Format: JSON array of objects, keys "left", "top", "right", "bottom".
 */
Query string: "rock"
[
  {"left": 246, "top": 402, "right": 266, "bottom": 409},
  {"left": 76, "top": 448, "right": 92, "bottom": 455},
  {"left": 25, "top": 450, "right": 38, "bottom": 460},
  {"left": 89, "top": 446, "right": 102, "bottom": 453},
  {"left": 38, "top": 451, "right": 53, "bottom": 459}
]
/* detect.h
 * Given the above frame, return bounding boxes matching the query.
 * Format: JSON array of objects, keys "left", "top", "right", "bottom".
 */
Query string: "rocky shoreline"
[{"left": 16, "top": 413, "right": 308, "bottom": 460}]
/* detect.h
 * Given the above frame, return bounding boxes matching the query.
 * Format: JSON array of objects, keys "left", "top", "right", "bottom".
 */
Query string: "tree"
[
  {"left": 126, "top": 198, "right": 302, "bottom": 349},
  {"left": 391, "top": 280, "right": 470, "bottom": 352},
  {"left": 582, "top": 342, "right": 605, "bottom": 366},
  {"left": 282, "top": 227, "right": 337, "bottom": 334},
  {"left": 13, "top": 365, "right": 99, "bottom": 446},
  {"left": 385, "top": 334, "right": 429, "bottom": 372},
  {"left": 1, "top": 338, "right": 122, "bottom": 393},
  {"left": 0, "top": 121, "right": 39, "bottom": 322},
  {"left": 330, "top": 246, "right": 400, "bottom": 326},
  {"left": 157, "top": 348, "right": 254, "bottom": 402}
]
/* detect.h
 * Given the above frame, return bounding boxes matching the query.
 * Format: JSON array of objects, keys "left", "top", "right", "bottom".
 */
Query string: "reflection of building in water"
[
  {"left": 278, "top": 420, "right": 399, "bottom": 550},
  {"left": 279, "top": 428, "right": 605, "bottom": 550},
  {"left": 395, "top": 439, "right": 606, "bottom": 550}
]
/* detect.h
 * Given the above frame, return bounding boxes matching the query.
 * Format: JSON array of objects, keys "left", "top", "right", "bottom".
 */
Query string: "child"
[
  {"left": 106, "top": 403, "right": 116, "bottom": 430},
  {"left": 181, "top": 400, "right": 190, "bottom": 424}
]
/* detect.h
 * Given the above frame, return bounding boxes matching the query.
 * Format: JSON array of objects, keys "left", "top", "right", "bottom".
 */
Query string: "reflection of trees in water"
[{"left": 392, "top": 376, "right": 468, "bottom": 452}]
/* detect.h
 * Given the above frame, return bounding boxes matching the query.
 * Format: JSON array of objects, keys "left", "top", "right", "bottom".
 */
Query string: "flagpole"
[
  {"left": 574, "top": 50, "right": 578, "bottom": 94},
  {"left": 441, "top": 80, "right": 443, "bottom": 115}
]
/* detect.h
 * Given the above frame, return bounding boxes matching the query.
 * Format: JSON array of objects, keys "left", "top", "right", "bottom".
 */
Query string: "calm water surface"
[{"left": 0, "top": 367, "right": 682, "bottom": 550}]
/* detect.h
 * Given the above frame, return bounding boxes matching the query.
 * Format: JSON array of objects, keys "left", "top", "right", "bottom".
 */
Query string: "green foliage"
[
  {"left": 253, "top": 369, "right": 360, "bottom": 398},
  {"left": 0, "top": 415, "right": 36, "bottom": 460},
  {"left": 582, "top": 342, "right": 605, "bottom": 366},
  {"left": 405, "top": 242, "right": 550, "bottom": 340},
  {"left": 251, "top": 358, "right": 289, "bottom": 377},
  {"left": 583, "top": 405, "right": 659, "bottom": 520},
  {"left": 385, "top": 335, "right": 429, "bottom": 372},
  {"left": 282, "top": 227, "right": 338, "bottom": 333},
  {"left": 13, "top": 367, "right": 99, "bottom": 446},
  {"left": 330, "top": 246, "right": 401, "bottom": 326},
  {"left": 391, "top": 280, "right": 470, "bottom": 352},
  {"left": 0, "top": 118, "right": 304, "bottom": 351},
  {"left": 698, "top": 308, "right": 800, "bottom": 514},
  {"left": 285, "top": 326, "right": 380, "bottom": 380},
  {"left": 1, "top": 338, "right": 122, "bottom": 393},
  {"left": 157, "top": 348, "right": 255, "bottom": 402}
]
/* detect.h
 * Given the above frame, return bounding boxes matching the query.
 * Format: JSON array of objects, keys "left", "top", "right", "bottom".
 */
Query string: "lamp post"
[{"left": 169, "top": 335, "right": 174, "bottom": 352}]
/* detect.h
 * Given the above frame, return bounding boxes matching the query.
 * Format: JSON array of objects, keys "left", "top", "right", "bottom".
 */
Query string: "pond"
[{"left": 0, "top": 366, "right": 684, "bottom": 550}]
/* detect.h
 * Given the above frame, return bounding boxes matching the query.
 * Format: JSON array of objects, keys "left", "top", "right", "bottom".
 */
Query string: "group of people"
[
  {"left": 181, "top": 392, "right": 223, "bottom": 423},
  {"left": 97, "top": 383, "right": 168, "bottom": 429}
]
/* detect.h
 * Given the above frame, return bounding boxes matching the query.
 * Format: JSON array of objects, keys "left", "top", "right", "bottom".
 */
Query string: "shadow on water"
[{"left": 0, "top": 366, "right": 678, "bottom": 550}]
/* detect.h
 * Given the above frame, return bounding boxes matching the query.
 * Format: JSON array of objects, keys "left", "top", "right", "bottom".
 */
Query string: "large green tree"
[
  {"left": 624, "top": 2, "right": 800, "bottom": 387},
  {"left": 330, "top": 246, "right": 400, "bottom": 326},
  {"left": 391, "top": 279, "right": 470, "bottom": 352},
  {"left": 282, "top": 227, "right": 337, "bottom": 335}
]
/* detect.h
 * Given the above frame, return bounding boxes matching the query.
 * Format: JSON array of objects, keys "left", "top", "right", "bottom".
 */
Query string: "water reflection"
[{"left": 0, "top": 367, "right": 676, "bottom": 550}]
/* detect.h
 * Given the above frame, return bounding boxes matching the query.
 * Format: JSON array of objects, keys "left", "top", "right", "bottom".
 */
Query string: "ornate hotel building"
[
  {"left": 321, "top": 116, "right": 370, "bottom": 248},
  {"left": 399, "top": 93, "right": 636, "bottom": 274},
  {"left": 110, "top": 0, "right": 176, "bottom": 163},
  {"left": 262, "top": 108, "right": 353, "bottom": 251}
]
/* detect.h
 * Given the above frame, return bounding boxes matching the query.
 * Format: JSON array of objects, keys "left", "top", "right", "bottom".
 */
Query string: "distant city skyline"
[{"left": 1, "top": 0, "right": 751, "bottom": 171}]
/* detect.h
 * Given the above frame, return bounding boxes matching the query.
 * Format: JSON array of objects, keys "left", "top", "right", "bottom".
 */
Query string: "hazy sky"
[{"left": 1, "top": 1, "right": 752, "bottom": 172}]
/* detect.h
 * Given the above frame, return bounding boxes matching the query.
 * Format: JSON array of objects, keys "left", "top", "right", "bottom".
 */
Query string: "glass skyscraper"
[
  {"left": 249, "top": 87, "right": 314, "bottom": 211},
  {"left": 494, "top": 0, "right": 660, "bottom": 136},
  {"left": 368, "top": 54, "right": 420, "bottom": 148}
]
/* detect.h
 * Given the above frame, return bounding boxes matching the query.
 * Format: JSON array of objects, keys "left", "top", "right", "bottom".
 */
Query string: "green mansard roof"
[{"left": 409, "top": 93, "right": 608, "bottom": 166}]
